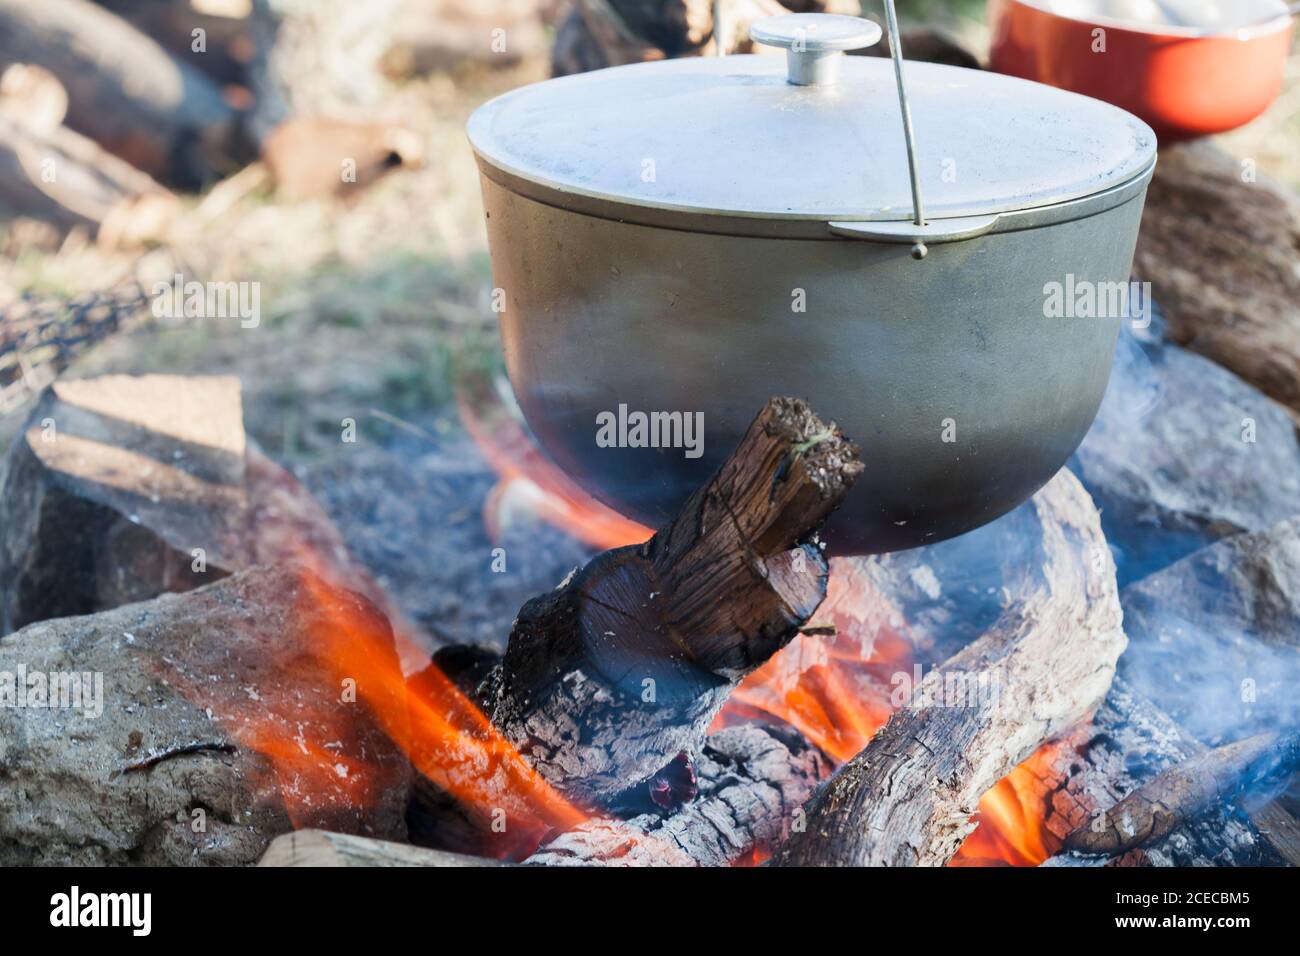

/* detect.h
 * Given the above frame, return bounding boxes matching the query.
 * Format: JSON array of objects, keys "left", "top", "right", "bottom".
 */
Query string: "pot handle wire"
[
  {"left": 749, "top": 9, "right": 930, "bottom": 258},
  {"left": 880, "top": 0, "right": 929, "bottom": 259}
]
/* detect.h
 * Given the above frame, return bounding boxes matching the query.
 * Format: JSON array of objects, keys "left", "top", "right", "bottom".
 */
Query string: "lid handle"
[
  {"left": 748, "top": 14, "right": 881, "bottom": 87},
  {"left": 751, "top": 8, "right": 931, "bottom": 259}
]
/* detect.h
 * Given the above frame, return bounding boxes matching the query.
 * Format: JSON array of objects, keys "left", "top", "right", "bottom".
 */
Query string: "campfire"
[
  {"left": 7, "top": 361, "right": 1293, "bottom": 871},
  {"left": 1, "top": 0, "right": 1299, "bottom": 882}
]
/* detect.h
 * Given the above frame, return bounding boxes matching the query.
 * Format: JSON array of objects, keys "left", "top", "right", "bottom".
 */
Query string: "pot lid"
[{"left": 468, "top": 36, "right": 1156, "bottom": 225}]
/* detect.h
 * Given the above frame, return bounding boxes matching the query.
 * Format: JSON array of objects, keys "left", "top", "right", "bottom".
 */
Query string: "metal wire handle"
[
  {"left": 749, "top": 8, "right": 930, "bottom": 256},
  {"left": 881, "top": 0, "right": 927, "bottom": 235}
]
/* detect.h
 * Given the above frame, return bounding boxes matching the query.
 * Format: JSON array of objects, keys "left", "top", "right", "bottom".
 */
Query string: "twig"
[
  {"left": 116, "top": 741, "right": 237, "bottom": 776},
  {"left": 1062, "top": 729, "right": 1300, "bottom": 857}
]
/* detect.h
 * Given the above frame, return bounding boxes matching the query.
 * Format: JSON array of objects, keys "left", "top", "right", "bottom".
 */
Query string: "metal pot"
[{"left": 468, "top": 8, "right": 1157, "bottom": 555}]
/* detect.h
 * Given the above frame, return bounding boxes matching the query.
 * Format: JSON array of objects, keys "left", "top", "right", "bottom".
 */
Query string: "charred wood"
[
  {"left": 1039, "top": 678, "right": 1290, "bottom": 868},
  {"left": 772, "top": 469, "right": 1127, "bottom": 866},
  {"left": 1062, "top": 730, "right": 1300, "bottom": 858},
  {"left": 524, "top": 724, "right": 831, "bottom": 866},
  {"left": 479, "top": 396, "right": 861, "bottom": 807}
]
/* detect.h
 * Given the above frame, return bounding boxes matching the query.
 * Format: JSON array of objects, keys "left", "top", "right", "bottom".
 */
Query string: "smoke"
[{"left": 1119, "top": 516, "right": 1300, "bottom": 748}]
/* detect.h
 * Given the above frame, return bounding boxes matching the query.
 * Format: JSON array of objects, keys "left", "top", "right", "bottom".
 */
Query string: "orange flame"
[
  {"left": 292, "top": 568, "right": 587, "bottom": 856},
  {"left": 456, "top": 382, "right": 654, "bottom": 550},
  {"left": 455, "top": 381, "right": 1063, "bottom": 864},
  {"left": 950, "top": 742, "right": 1065, "bottom": 866},
  {"left": 161, "top": 543, "right": 586, "bottom": 859}
]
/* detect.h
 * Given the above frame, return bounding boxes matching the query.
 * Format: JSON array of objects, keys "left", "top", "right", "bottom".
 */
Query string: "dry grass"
[
  {"left": 2, "top": 59, "right": 549, "bottom": 457},
  {"left": 2, "top": 4, "right": 1296, "bottom": 453}
]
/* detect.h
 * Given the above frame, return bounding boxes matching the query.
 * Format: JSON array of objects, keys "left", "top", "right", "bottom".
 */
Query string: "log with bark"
[
  {"left": 244, "top": 0, "right": 424, "bottom": 199},
  {"left": 379, "top": 0, "right": 550, "bottom": 78},
  {"left": 96, "top": 0, "right": 261, "bottom": 90},
  {"left": 0, "top": 0, "right": 238, "bottom": 187},
  {"left": 0, "top": 114, "right": 180, "bottom": 246},
  {"left": 772, "top": 468, "right": 1128, "bottom": 867},
  {"left": 476, "top": 396, "right": 861, "bottom": 808}
]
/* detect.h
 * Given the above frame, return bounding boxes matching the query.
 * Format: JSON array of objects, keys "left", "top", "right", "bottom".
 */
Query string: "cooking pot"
[
  {"left": 468, "top": 8, "right": 1156, "bottom": 555},
  {"left": 989, "top": 0, "right": 1296, "bottom": 142}
]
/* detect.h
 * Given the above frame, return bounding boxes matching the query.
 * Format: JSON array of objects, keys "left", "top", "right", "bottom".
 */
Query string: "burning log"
[
  {"left": 772, "top": 469, "right": 1127, "bottom": 867},
  {"left": 524, "top": 724, "right": 831, "bottom": 866},
  {"left": 0, "top": 0, "right": 238, "bottom": 187},
  {"left": 1062, "top": 730, "right": 1300, "bottom": 858},
  {"left": 1017, "top": 677, "right": 1292, "bottom": 867},
  {"left": 0, "top": 564, "right": 411, "bottom": 865},
  {"left": 479, "top": 396, "right": 862, "bottom": 807}
]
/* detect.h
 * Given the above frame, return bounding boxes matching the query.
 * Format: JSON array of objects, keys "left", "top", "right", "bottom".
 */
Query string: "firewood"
[
  {"left": 523, "top": 724, "right": 831, "bottom": 866},
  {"left": 479, "top": 396, "right": 862, "bottom": 807},
  {"left": 260, "top": 117, "right": 424, "bottom": 202},
  {"left": 260, "top": 830, "right": 503, "bottom": 867},
  {"left": 772, "top": 469, "right": 1127, "bottom": 867},
  {"left": 379, "top": 0, "right": 549, "bottom": 78},
  {"left": 551, "top": 0, "right": 854, "bottom": 76},
  {"left": 98, "top": 0, "right": 260, "bottom": 89},
  {"left": 0, "top": 0, "right": 238, "bottom": 187},
  {"left": 243, "top": 0, "right": 423, "bottom": 199},
  {"left": 1032, "top": 678, "right": 1291, "bottom": 868},
  {"left": 0, "top": 114, "right": 180, "bottom": 245},
  {"left": 1061, "top": 730, "right": 1300, "bottom": 858},
  {"left": 1248, "top": 792, "right": 1300, "bottom": 868},
  {"left": 0, "top": 64, "right": 68, "bottom": 133},
  {"left": 0, "top": 288, "right": 152, "bottom": 416}
]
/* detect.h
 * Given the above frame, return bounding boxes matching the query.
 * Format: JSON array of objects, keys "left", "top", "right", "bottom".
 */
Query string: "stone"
[
  {"left": 1134, "top": 141, "right": 1300, "bottom": 417},
  {"left": 0, "top": 564, "right": 411, "bottom": 865},
  {"left": 1072, "top": 328, "right": 1300, "bottom": 586},
  {"left": 0, "top": 374, "right": 359, "bottom": 634}
]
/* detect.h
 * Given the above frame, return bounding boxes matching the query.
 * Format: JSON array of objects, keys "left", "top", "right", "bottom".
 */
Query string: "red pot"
[{"left": 988, "top": 0, "right": 1296, "bottom": 141}]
